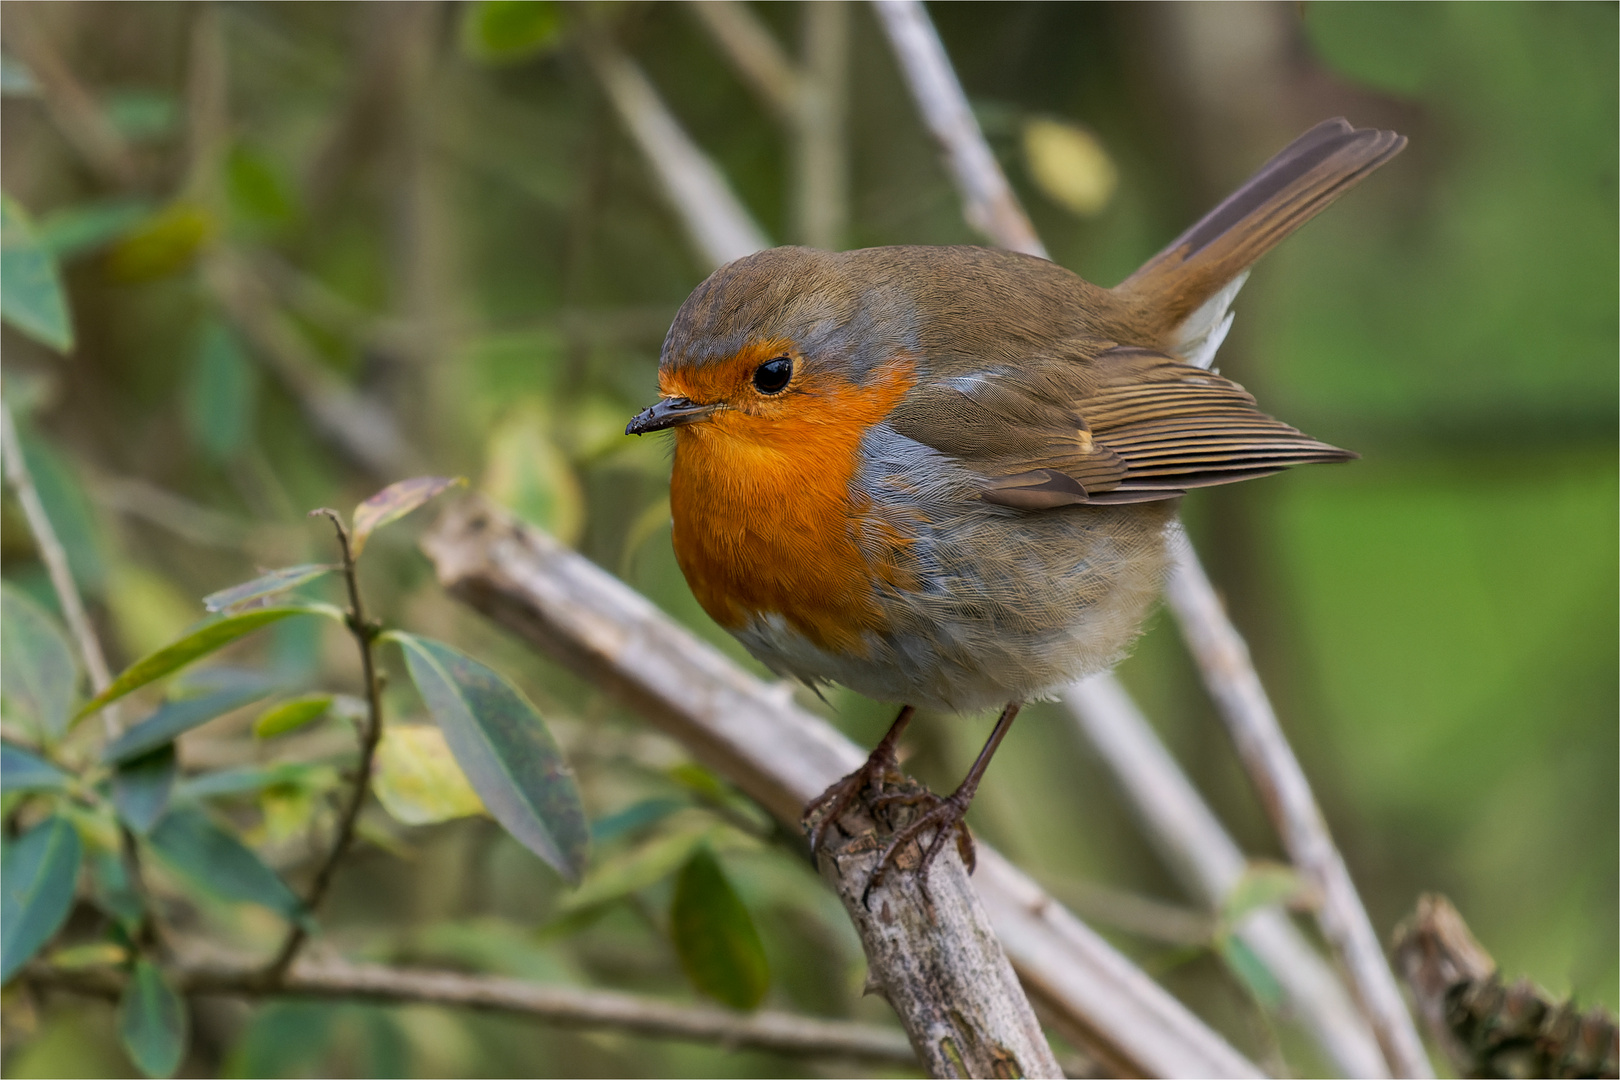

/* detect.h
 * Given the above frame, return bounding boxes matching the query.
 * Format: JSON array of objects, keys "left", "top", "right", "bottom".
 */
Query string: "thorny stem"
[{"left": 263, "top": 508, "right": 385, "bottom": 984}]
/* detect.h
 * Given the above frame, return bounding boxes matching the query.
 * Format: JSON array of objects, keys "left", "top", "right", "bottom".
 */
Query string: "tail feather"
[{"left": 1117, "top": 118, "right": 1406, "bottom": 340}]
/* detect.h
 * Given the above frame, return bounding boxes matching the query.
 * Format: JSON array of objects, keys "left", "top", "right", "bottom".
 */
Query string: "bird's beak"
[{"left": 625, "top": 396, "right": 719, "bottom": 435}]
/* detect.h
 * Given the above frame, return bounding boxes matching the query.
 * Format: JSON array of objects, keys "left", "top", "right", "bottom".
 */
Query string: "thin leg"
[
  {"left": 803, "top": 705, "right": 915, "bottom": 853},
  {"left": 866, "top": 701, "right": 1023, "bottom": 896}
]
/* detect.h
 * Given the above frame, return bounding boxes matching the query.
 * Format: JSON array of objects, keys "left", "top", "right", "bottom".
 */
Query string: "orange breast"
[{"left": 668, "top": 358, "right": 917, "bottom": 655}]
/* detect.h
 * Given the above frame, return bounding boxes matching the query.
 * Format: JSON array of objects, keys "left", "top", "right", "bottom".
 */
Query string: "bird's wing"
[{"left": 888, "top": 345, "right": 1353, "bottom": 509}]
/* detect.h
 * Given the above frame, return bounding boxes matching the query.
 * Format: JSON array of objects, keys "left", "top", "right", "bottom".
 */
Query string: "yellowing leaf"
[
  {"left": 350, "top": 476, "right": 466, "bottom": 558},
  {"left": 1022, "top": 118, "right": 1118, "bottom": 217},
  {"left": 104, "top": 563, "right": 201, "bottom": 661},
  {"left": 103, "top": 202, "right": 215, "bottom": 282},
  {"left": 252, "top": 695, "right": 332, "bottom": 739},
  {"left": 373, "top": 724, "right": 486, "bottom": 826},
  {"left": 481, "top": 402, "right": 584, "bottom": 546}
]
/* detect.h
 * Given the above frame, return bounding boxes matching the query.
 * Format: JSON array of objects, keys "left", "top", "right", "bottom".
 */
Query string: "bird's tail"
[{"left": 1115, "top": 119, "right": 1405, "bottom": 345}]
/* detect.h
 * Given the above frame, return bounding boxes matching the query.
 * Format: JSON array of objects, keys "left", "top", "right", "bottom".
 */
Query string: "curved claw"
[{"left": 860, "top": 790, "right": 975, "bottom": 904}]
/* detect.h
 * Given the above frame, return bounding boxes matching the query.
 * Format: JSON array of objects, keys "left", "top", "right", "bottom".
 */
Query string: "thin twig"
[
  {"left": 793, "top": 1, "right": 849, "bottom": 250},
  {"left": 0, "top": 400, "right": 118, "bottom": 734},
  {"left": 581, "top": 35, "right": 770, "bottom": 268},
  {"left": 1164, "top": 533, "right": 1433, "bottom": 1077},
  {"left": 263, "top": 510, "right": 385, "bottom": 983},
  {"left": 25, "top": 956, "right": 917, "bottom": 1067},
  {"left": 685, "top": 1, "right": 801, "bottom": 119},
  {"left": 422, "top": 497, "right": 1262, "bottom": 1078},
  {"left": 870, "top": 0, "right": 1044, "bottom": 258},
  {"left": 5, "top": 8, "right": 138, "bottom": 188},
  {"left": 1064, "top": 675, "right": 1388, "bottom": 1078}
]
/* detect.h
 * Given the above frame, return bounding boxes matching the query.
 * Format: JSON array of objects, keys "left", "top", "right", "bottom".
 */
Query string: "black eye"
[{"left": 753, "top": 356, "right": 793, "bottom": 394}]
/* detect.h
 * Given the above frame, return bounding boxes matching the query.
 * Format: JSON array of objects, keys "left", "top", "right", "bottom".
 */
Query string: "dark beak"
[{"left": 625, "top": 397, "right": 719, "bottom": 435}]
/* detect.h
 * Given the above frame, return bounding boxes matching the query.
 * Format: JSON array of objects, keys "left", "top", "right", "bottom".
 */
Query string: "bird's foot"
[
  {"left": 802, "top": 745, "right": 905, "bottom": 855},
  {"left": 861, "top": 787, "right": 975, "bottom": 904}
]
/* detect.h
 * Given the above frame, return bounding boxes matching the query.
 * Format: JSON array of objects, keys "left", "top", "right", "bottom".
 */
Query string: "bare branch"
[
  {"left": 794, "top": 1, "right": 849, "bottom": 250},
  {"left": 1165, "top": 530, "right": 1433, "bottom": 1077},
  {"left": 0, "top": 400, "right": 117, "bottom": 733},
  {"left": 5, "top": 9, "right": 138, "bottom": 188},
  {"left": 1064, "top": 675, "right": 1388, "bottom": 1078},
  {"left": 686, "top": 1, "right": 802, "bottom": 119},
  {"left": 870, "top": 0, "right": 1044, "bottom": 257},
  {"left": 421, "top": 496, "right": 1262, "bottom": 1078},
  {"left": 26, "top": 957, "right": 917, "bottom": 1067},
  {"left": 581, "top": 35, "right": 771, "bottom": 269}
]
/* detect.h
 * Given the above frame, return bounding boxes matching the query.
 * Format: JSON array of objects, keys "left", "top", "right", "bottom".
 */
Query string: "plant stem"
[{"left": 263, "top": 508, "right": 385, "bottom": 984}]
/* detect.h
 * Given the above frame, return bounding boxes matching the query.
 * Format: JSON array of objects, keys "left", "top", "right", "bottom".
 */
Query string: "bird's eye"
[{"left": 753, "top": 356, "right": 793, "bottom": 394}]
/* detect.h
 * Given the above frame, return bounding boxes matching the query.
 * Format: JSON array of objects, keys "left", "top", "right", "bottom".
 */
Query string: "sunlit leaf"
[
  {"left": 118, "top": 958, "right": 188, "bottom": 1078},
  {"left": 252, "top": 694, "right": 332, "bottom": 739},
  {"left": 204, "top": 564, "right": 334, "bottom": 614},
  {"left": 0, "top": 193, "right": 73, "bottom": 351},
  {"left": 1, "top": 815, "right": 83, "bottom": 983},
  {"left": 76, "top": 606, "right": 321, "bottom": 722},
  {"left": 1021, "top": 117, "right": 1118, "bottom": 217},
  {"left": 2, "top": 741, "right": 71, "bottom": 793},
  {"left": 350, "top": 476, "right": 465, "bottom": 558},
  {"left": 257, "top": 783, "right": 317, "bottom": 845},
  {"left": 47, "top": 940, "right": 129, "bottom": 969},
  {"left": 146, "top": 806, "right": 305, "bottom": 924},
  {"left": 103, "top": 202, "right": 215, "bottom": 282},
  {"left": 184, "top": 318, "right": 259, "bottom": 464},
  {"left": 482, "top": 403, "right": 584, "bottom": 545},
  {"left": 225, "top": 144, "right": 297, "bottom": 231},
  {"left": 461, "top": 1, "right": 563, "bottom": 63},
  {"left": 102, "top": 684, "right": 273, "bottom": 764},
  {"left": 670, "top": 846, "right": 769, "bottom": 1011},
  {"left": 1, "top": 581, "right": 80, "bottom": 738},
  {"left": 36, "top": 198, "right": 152, "bottom": 259},
  {"left": 373, "top": 724, "right": 486, "bottom": 826},
  {"left": 561, "top": 824, "right": 718, "bottom": 914},
  {"left": 111, "top": 745, "right": 178, "bottom": 834},
  {"left": 390, "top": 632, "right": 587, "bottom": 882}
]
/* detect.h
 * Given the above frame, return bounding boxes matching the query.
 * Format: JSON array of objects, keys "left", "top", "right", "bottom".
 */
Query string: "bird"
[{"left": 627, "top": 118, "right": 1405, "bottom": 887}]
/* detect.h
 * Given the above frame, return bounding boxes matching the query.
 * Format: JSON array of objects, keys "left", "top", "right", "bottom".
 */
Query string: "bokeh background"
[{"left": 1, "top": 2, "right": 1614, "bottom": 1077}]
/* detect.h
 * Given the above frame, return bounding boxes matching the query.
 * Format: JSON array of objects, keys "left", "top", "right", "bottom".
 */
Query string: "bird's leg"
[
  {"left": 865, "top": 701, "right": 1023, "bottom": 898},
  {"left": 803, "top": 705, "right": 915, "bottom": 853}
]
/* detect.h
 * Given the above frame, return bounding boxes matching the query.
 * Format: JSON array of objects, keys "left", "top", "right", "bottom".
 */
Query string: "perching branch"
[
  {"left": 1165, "top": 534, "right": 1432, "bottom": 1077},
  {"left": 263, "top": 509, "right": 386, "bottom": 983},
  {"left": 871, "top": 3, "right": 1429, "bottom": 1074},
  {"left": 25, "top": 956, "right": 917, "bottom": 1068},
  {"left": 422, "top": 496, "right": 1262, "bottom": 1078}
]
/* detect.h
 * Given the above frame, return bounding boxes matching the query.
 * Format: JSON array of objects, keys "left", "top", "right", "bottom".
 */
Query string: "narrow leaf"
[
  {"left": 146, "top": 806, "right": 304, "bottom": 923},
  {"left": 1221, "top": 861, "right": 1317, "bottom": 927},
  {"left": 36, "top": 198, "right": 152, "bottom": 260},
  {"left": 118, "top": 958, "right": 188, "bottom": 1078},
  {"left": 2, "top": 741, "right": 70, "bottom": 793},
  {"left": 88, "top": 850, "right": 144, "bottom": 930},
  {"left": 391, "top": 632, "right": 587, "bottom": 882},
  {"left": 102, "top": 684, "right": 272, "bottom": 765},
  {"left": 350, "top": 476, "right": 465, "bottom": 557},
  {"left": 1, "top": 815, "right": 83, "bottom": 983},
  {"left": 372, "top": 724, "right": 486, "bottom": 825},
  {"left": 252, "top": 694, "right": 332, "bottom": 739},
  {"left": 670, "top": 846, "right": 769, "bottom": 1011},
  {"left": 0, "top": 193, "right": 74, "bottom": 351},
  {"left": 2, "top": 580, "right": 80, "bottom": 737},
  {"left": 184, "top": 318, "right": 258, "bottom": 464},
  {"left": 76, "top": 607, "right": 316, "bottom": 721},
  {"left": 1217, "top": 934, "right": 1285, "bottom": 1011},
  {"left": 203, "top": 564, "right": 334, "bottom": 614},
  {"left": 563, "top": 824, "right": 718, "bottom": 914},
  {"left": 590, "top": 797, "right": 686, "bottom": 845},
  {"left": 461, "top": 1, "right": 564, "bottom": 63},
  {"left": 112, "top": 745, "right": 178, "bottom": 834},
  {"left": 173, "top": 762, "right": 317, "bottom": 801}
]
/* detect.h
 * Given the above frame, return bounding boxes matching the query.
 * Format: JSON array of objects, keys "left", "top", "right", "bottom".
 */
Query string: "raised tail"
[{"left": 1116, "top": 118, "right": 1406, "bottom": 343}]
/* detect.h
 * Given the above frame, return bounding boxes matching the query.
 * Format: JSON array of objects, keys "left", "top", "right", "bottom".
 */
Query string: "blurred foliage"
[{"left": 0, "top": 2, "right": 1613, "bottom": 1077}]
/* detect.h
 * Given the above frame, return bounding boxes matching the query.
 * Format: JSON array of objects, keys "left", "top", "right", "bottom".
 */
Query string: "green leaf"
[
  {"left": 103, "top": 202, "right": 215, "bottom": 282},
  {"left": 562, "top": 823, "right": 718, "bottom": 914},
  {"left": 1217, "top": 934, "right": 1285, "bottom": 1012},
  {"left": 184, "top": 317, "right": 259, "bottom": 464},
  {"left": 590, "top": 797, "right": 686, "bottom": 845},
  {"left": 2, "top": 741, "right": 71, "bottom": 793},
  {"left": 669, "top": 846, "right": 769, "bottom": 1011},
  {"left": 372, "top": 723, "right": 486, "bottom": 825},
  {"left": 174, "top": 762, "right": 320, "bottom": 801},
  {"left": 102, "top": 90, "right": 180, "bottom": 143},
  {"left": 390, "top": 632, "right": 587, "bottom": 882},
  {"left": 88, "top": 849, "right": 143, "bottom": 931},
  {"left": 350, "top": 476, "right": 465, "bottom": 558},
  {"left": 76, "top": 606, "right": 319, "bottom": 722},
  {"left": 461, "top": 1, "right": 563, "bottom": 63},
  {"left": 204, "top": 564, "right": 334, "bottom": 614},
  {"left": 0, "top": 193, "right": 73, "bottom": 351},
  {"left": 14, "top": 427, "right": 107, "bottom": 596},
  {"left": 1, "top": 581, "right": 80, "bottom": 738},
  {"left": 224, "top": 144, "right": 296, "bottom": 231},
  {"left": 102, "top": 684, "right": 274, "bottom": 764},
  {"left": 1, "top": 815, "right": 83, "bottom": 983},
  {"left": 1220, "top": 861, "right": 1317, "bottom": 928},
  {"left": 482, "top": 404, "right": 584, "bottom": 545},
  {"left": 36, "top": 199, "right": 154, "bottom": 260},
  {"left": 118, "top": 959, "right": 188, "bottom": 1078},
  {"left": 252, "top": 694, "right": 332, "bottom": 739},
  {"left": 145, "top": 806, "right": 304, "bottom": 924},
  {"left": 112, "top": 745, "right": 178, "bottom": 834}
]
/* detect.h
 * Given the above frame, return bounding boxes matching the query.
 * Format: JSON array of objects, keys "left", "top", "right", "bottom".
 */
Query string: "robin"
[{"left": 627, "top": 118, "right": 1404, "bottom": 885}]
